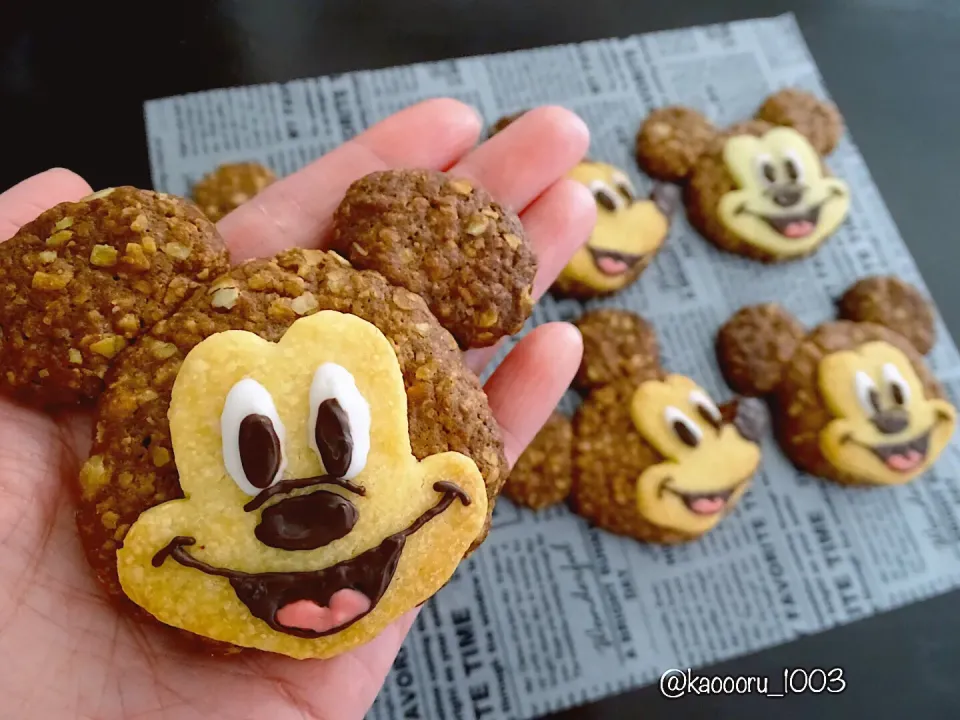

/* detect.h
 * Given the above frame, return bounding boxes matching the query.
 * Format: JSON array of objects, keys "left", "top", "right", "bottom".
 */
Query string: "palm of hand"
[{"left": 0, "top": 99, "right": 593, "bottom": 720}]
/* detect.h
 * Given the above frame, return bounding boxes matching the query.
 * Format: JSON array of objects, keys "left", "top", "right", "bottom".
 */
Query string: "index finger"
[{"left": 219, "top": 98, "right": 483, "bottom": 261}]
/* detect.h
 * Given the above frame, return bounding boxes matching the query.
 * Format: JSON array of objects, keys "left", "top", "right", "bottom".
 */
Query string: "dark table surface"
[{"left": 2, "top": 1, "right": 959, "bottom": 718}]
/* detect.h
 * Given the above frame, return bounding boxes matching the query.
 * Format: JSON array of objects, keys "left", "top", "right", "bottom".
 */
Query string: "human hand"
[{"left": 0, "top": 99, "right": 594, "bottom": 719}]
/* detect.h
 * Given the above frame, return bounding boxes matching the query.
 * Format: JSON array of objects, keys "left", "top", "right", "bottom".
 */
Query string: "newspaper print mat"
[{"left": 143, "top": 13, "right": 960, "bottom": 719}]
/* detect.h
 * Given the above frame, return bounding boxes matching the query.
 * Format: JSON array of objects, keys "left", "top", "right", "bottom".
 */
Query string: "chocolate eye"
[
  {"left": 611, "top": 172, "right": 636, "bottom": 203},
  {"left": 221, "top": 378, "right": 287, "bottom": 495},
  {"left": 755, "top": 154, "right": 776, "bottom": 186},
  {"left": 589, "top": 180, "right": 621, "bottom": 212},
  {"left": 783, "top": 151, "right": 804, "bottom": 183},
  {"left": 689, "top": 389, "right": 722, "bottom": 431},
  {"left": 665, "top": 406, "right": 703, "bottom": 448},
  {"left": 309, "top": 363, "right": 371, "bottom": 479},
  {"left": 854, "top": 371, "right": 882, "bottom": 416},
  {"left": 882, "top": 363, "right": 911, "bottom": 407}
]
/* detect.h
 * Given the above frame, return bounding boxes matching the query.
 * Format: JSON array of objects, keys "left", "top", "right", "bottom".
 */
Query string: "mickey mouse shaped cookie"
[
  {"left": 489, "top": 110, "right": 676, "bottom": 298},
  {"left": 506, "top": 309, "right": 765, "bottom": 543},
  {"left": 636, "top": 88, "right": 850, "bottom": 262},
  {"left": 716, "top": 276, "right": 956, "bottom": 485},
  {"left": 552, "top": 162, "right": 678, "bottom": 299},
  {"left": 0, "top": 171, "right": 535, "bottom": 659}
]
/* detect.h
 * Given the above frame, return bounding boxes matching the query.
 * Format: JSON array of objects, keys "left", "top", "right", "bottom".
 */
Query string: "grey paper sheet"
[{"left": 144, "top": 13, "right": 960, "bottom": 719}]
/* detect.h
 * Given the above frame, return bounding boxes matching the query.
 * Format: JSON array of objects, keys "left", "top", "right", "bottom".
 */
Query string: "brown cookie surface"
[
  {"left": 635, "top": 106, "right": 717, "bottom": 182},
  {"left": 332, "top": 169, "right": 536, "bottom": 348},
  {"left": 0, "top": 187, "right": 229, "bottom": 406},
  {"left": 756, "top": 89, "right": 843, "bottom": 156},
  {"left": 716, "top": 303, "right": 806, "bottom": 396},
  {"left": 191, "top": 162, "right": 276, "bottom": 222},
  {"left": 503, "top": 411, "right": 573, "bottom": 510},
  {"left": 775, "top": 321, "right": 943, "bottom": 484},
  {"left": 571, "top": 379, "right": 692, "bottom": 543},
  {"left": 488, "top": 111, "right": 527, "bottom": 137},
  {"left": 574, "top": 309, "right": 661, "bottom": 391},
  {"left": 838, "top": 275, "right": 935, "bottom": 355},
  {"left": 79, "top": 248, "right": 506, "bottom": 602}
]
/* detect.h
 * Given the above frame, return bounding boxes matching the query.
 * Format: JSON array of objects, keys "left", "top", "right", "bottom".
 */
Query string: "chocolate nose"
[
  {"left": 255, "top": 490, "right": 357, "bottom": 550},
  {"left": 871, "top": 410, "right": 910, "bottom": 435},
  {"left": 771, "top": 186, "right": 804, "bottom": 208}
]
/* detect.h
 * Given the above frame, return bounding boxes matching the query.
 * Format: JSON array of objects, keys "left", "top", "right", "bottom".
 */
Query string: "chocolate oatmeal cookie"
[
  {"left": 6, "top": 169, "right": 530, "bottom": 660},
  {"left": 507, "top": 308, "right": 764, "bottom": 544},
  {"left": 0, "top": 187, "right": 229, "bottom": 405},
  {"left": 716, "top": 279, "right": 954, "bottom": 486},
  {"left": 636, "top": 88, "right": 849, "bottom": 262},
  {"left": 332, "top": 169, "right": 536, "bottom": 348},
  {"left": 191, "top": 162, "right": 277, "bottom": 222}
]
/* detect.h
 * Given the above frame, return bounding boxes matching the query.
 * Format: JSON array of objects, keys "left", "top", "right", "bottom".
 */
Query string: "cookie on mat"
[
  {"left": 8, "top": 169, "right": 535, "bottom": 660},
  {"left": 716, "top": 275, "right": 954, "bottom": 486},
  {"left": 551, "top": 162, "right": 678, "bottom": 299},
  {"left": 636, "top": 88, "right": 849, "bottom": 262},
  {"left": 191, "top": 161, "right": 277, "bottom": 222},
  {"left": 506, "top": 308, "right": 765, "bottom": 544},
  {"left": 571, "top": 310, "right": 764, "bottom": 543}
]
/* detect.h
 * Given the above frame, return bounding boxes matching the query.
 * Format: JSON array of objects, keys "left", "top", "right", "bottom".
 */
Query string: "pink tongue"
[
  {"left": 886, "top": 450, "right": 924, "bottom": 472},
  {"left": 783, "top": 221, "right": 815, "bottom": 238},
  {"left": 688, "top": 496, "right": 726, "bottom": 515},
  {"left": 597, "top": 257, "right": 630, "bottom": 275},
  {"left": 275, "top": 589, "right": 372, "bottom": 633}
]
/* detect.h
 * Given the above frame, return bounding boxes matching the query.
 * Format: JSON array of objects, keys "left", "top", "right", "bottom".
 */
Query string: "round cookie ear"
[
  {"left": 635, "top": 107, "right": 720, "bottom": 183},
  {"left": 837, "top": 275, "right": 936, "bottom": 355},
  {"left": 716, "top": 304, "right": 807, "bottom": 396},
  {"left": 332, "top": 169, "right": 537, "bottom": 349},
  {"left": 756, "top": 88, "right": 844, "bottom": 156},
  {"left": 0, "top": 187, "right": 229, "bottom": 406},
  {"left": 503, "top": 410, "right": 573, "bottom": 510},
  {"left": 573, "top": 309, "right": 662, "bottom": 392}
]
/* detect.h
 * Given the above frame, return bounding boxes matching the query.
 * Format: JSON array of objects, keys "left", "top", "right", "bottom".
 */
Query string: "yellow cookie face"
[
  {"left": 717, "top": 127, "right": 849, "bottom": 258},
  {"left": 630, "top": 375, "right": 761, "bottom": 535},
  {"left": 117, "top": 311, "right": 487, "bottom": 659},
  {"left": 818, "top": 341, "right": 956, "bottom": 485},
  {"left": 560, "top": 162, "right": 671, "bottom": 293}
]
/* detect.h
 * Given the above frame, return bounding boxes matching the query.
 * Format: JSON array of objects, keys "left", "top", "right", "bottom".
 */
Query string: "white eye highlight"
[
  {"left": 783, "top": 148, "right": 805, "bottom": 184},
  {"left": 689, "top": 389, "right": 722, "bottom": 430},
  {"left": 665, "top": 406, "right": 703, "bottom": 448},
  {"left": 855, "top": 371, "right": 881, "bottom": 416},
  {"left": 221, "top": 378, "right": 287, "bottom": 496},
  {"left": 588, "top": 179, "right": 623, "bottom": 212},
  {"left": 610, "top": 171, "right": 636, "bottom": 203},
  {"left": 754, "top": 153, "right": 776, "bottom": 186},
  {"left": 309, "top": 363, "right": 371, "bottom": 480},
  {"left": 882, "top": 363, "right": 911, "bottom": 407}
]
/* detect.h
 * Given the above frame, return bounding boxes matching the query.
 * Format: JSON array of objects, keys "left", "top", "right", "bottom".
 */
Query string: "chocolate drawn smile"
[
  {"left": 152, "top": 481, "right": 470, "bottom": 639},
  {"left": 658, "top": 478, "right": 743, "bottom": 516},
  {"left": 737, "top": 187, "right": 844, "bottom": 239},
  {"left": 843, "top": 429, "right": 932, "bottom": 474},
  {"left": 588, "top": 247, "right": 646, "bottom": 276}
]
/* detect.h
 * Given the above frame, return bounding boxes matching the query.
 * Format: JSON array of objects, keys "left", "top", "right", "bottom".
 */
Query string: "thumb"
[{"left": 0, "top": 168, "right": 93, "bottom": 239}]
